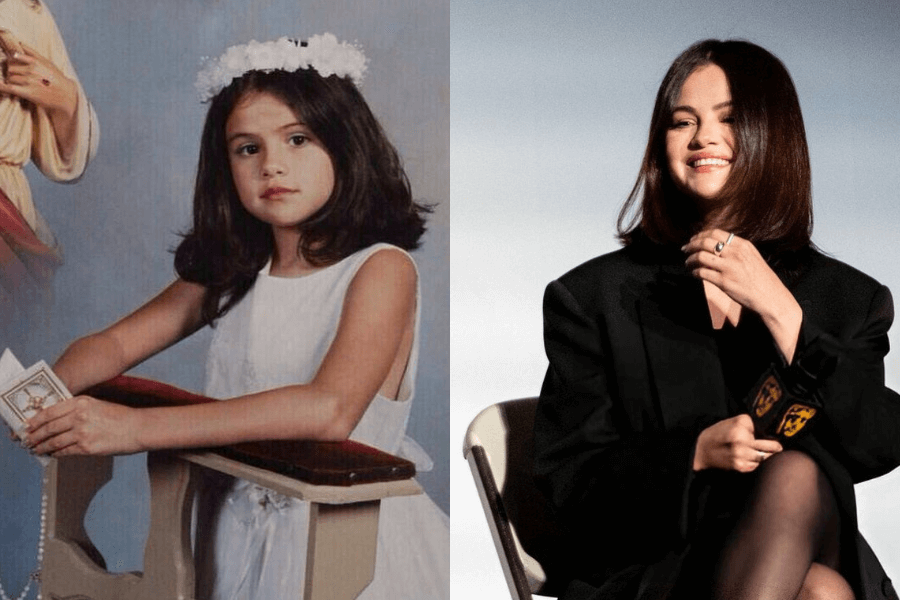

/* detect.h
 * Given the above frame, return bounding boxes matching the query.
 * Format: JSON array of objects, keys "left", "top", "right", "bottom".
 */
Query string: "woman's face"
[
  {"left": 665, "top": 64, "right": 735, "bottom": 204},
  {"left": 225, "top": 91, "right": 335, "bottom": 232}
]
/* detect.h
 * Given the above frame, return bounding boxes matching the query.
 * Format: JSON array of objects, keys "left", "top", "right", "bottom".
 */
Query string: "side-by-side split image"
[{"left": 1, "top": 1, "right": 900, "bottom": 600}]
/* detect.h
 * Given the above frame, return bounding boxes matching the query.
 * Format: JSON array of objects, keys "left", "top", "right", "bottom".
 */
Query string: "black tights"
[{"left": 710, "top": 450, "right": 852, "bottom": 600}]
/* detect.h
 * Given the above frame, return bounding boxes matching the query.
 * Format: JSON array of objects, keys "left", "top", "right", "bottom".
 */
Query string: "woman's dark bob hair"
[
  {"left": 617, "top": 39, "right": 812, "bottom": 257},
  {"left": 175, "top": 68, "right": 429, "bottom": 324}
]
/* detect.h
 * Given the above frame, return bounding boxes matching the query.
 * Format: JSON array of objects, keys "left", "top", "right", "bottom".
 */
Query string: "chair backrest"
[{"left": 463, "top": 398, "right": 562, "bottom": 600}]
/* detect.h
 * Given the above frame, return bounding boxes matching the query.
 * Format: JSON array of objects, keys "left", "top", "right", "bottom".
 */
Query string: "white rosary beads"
[{"left": 0, "top": 470, "right": 47, "bottom": 600}]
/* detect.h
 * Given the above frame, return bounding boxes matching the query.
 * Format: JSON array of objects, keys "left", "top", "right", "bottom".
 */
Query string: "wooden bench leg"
[
  {"left": 139, "top": 452, "right": 196, "bottom": 600},
  {"left": 41, "top": 455, "right": 130, "bottom": 599},
  {"left": 41, "top": 453, "right": 195, "bottom": 600},
  {"left": 304, "top": 500, "right": 380, "bottom": 600}
]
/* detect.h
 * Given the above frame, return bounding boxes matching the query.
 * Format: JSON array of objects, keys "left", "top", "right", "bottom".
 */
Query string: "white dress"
[{"left": 195, "top": 243, "right": 449, "bottom": 600}]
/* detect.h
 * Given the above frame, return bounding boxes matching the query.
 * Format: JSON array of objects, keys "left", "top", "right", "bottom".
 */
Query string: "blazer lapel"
[{"left": 637, "top": 264, "right": 730, "bottom": 430}]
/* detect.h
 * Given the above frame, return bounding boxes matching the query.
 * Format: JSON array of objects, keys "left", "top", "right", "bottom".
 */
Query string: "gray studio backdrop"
[
  {"left": 451, "top": 0, "right": 900, "bottom": 597},
  {"left": 0, "top": 0, "right": 448, "bottom": 584}
]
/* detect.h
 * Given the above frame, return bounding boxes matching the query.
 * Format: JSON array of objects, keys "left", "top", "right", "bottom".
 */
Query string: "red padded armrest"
[{"left": 86, "top": 375, "right": 415, "bottom": 486}]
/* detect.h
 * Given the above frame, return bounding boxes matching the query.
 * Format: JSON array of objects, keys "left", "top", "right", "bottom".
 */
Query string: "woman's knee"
[
  {"left": 759, "top": 450, "right": 821, "bottom": 485},
  {"left": 797, "top": 563, "right": 855, "bottom": 600},
  {"left": 744, "top": 449, "right": 842, "bottom": 565},
  {"left": 753, "top": 451, "right": 831, "bottom": 513}
]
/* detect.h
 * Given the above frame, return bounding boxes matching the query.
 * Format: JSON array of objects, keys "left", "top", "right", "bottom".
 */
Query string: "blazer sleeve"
[
  {"left": 533, "top": 279, "right": 707, "bottom": 557},
  {"left": 790, "top": 284, "right": 900, "bottom": 482}
]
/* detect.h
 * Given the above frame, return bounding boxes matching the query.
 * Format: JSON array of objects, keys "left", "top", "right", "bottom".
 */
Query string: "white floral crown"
[{"left": 195, "top": 33, "right": 368, "bottom": 102}]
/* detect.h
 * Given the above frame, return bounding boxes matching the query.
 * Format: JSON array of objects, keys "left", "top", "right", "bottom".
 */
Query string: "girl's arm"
[
  {"left": 54, "top": 279, "right": 207, "bottom": 395},
  {"left": 26, "top": 249, "right": 416, "bottom": 456}
]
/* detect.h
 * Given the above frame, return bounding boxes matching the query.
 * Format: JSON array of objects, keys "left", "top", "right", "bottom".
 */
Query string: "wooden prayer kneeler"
[{"left": 39, "top": 375, "right": 421, "bottom": 600}]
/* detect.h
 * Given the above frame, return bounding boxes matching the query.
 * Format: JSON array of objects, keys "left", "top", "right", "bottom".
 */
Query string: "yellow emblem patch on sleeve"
[
  {"left": 753, "top": 375, "right": 782, "bottom": 418},
  {"left": 776, "top": 404, "right": 818, "bottom": 438}
]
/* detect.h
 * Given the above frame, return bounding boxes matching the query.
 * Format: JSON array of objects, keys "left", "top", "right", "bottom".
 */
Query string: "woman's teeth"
[{"left": 691, "top": 158, "right": 730, "bottom": 167}]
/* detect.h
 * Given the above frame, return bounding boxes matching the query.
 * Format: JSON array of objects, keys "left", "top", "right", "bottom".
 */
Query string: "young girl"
[{"left": 23, "top": 33, "right": 448, "bottom": 599}]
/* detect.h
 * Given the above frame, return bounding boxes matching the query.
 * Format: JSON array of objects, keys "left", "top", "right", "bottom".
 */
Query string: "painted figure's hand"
[
  {"left": 0, "top": 42, "right": 78, "bottom": 118},
  {"left": 22, "top": 396, "right": 144, "bottom": 457},
  {"left": 683, "top": 229, "right": 803, "bottom": 361},
  {"left": 693, "top": 414, "right": 783, "bottom": 472}
]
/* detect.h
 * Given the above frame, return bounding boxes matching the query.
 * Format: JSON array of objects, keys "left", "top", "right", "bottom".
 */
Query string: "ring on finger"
[
  {"left": 715, "top": 232, "right": 735, "bottom": 255},
  {"left": 757, "top": 450, "right": 767, "bottom": 462}
]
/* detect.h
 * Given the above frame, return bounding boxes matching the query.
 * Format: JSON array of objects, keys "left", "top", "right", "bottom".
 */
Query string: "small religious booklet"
[{"left": 0, "top": 348, "right": 72, "bottom": 465}]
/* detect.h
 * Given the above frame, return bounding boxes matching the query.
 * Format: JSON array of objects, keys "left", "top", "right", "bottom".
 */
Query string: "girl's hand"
[
  {"left": 683, "top": 229, "right": 803, "bottom": 361},
  {"left": 23, "top": 397, "right": 144, "bottom": 457},
  {"left": 693, "top": 414, "right": 783, "bottom": 472},
  {"left": 0, "top": 42, "right": 78, "bottom": 118}
]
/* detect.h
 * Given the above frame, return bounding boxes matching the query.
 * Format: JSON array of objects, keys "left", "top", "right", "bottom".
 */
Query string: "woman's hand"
[
  {"left": 683, "top": 229, "right": 803, "bottom": 361},
  {"left": 22, "top": 397, "right": 145, "bottom": 457},
  {"left": 693, "top": 414, "right": 783, "bottom": 472},
  {"left": 683, "top": 229, "right": 788, "bottom": 315}
]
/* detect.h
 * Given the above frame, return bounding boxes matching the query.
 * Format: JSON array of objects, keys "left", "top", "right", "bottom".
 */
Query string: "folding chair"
[{"left": 463, "top": 398, "right": 563, "bottom": 600}]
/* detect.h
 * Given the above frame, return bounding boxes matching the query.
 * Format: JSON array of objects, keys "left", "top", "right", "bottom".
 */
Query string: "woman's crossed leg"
[{"left": 711, "top": 450, "right": 854, "bottom": 600}]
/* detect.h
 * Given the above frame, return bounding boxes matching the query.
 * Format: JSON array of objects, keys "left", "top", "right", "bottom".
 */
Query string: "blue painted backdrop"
[{"left": 0, "top": 0, "right": 448, "bottom": 587}]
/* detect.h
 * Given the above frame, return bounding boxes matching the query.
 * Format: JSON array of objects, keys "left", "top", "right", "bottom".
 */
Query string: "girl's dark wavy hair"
[
  {"left": 174, "top": 68, "right": 429, "bottom": 325},
  {"left": 617, "top": 40, "right": 813, "bottom": 260}
]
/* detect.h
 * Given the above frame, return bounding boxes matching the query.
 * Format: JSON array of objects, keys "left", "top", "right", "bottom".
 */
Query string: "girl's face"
[
  {"left": 225, "top": 91, "right": 335, "bottom": 232},
  {"left": 665, "top": 64, "right": 735, "bottom": 204}
]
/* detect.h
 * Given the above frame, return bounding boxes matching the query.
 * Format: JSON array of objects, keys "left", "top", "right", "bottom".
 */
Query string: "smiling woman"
[
  {"left": 665, "top": 64, "right": 735, "bottom": 207},
  {"left": 618, "top": 40, "right": 812, "bottom": 255},
  {"left": 533, "top": 39, "right": 900, "bottom": 600}
]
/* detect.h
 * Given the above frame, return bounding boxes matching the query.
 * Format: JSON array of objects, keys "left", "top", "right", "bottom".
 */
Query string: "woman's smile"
[
  {"left": 688, "top": 153, "right": 733, "bottom": 171},
  {"left": 666, "top": 64, "right": 735, "bottom": 203}
]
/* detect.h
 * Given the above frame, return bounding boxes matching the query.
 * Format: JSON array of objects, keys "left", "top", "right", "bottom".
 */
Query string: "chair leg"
[
  {"left": 41, "top": 455, "right": 135, "bottom": 599},
  {"left": 139, "top": 451, "right": 196, "bottom": 600},
  {"left": 40, "top": 453, "right": 196, "bottom": 600},
  {"left": 304, "top": 500, "right": 380, "bottom": 600}
]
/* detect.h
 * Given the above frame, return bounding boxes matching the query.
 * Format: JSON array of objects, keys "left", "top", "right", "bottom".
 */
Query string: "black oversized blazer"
[{"left": 533, "top": 242, "right": 900, "bottom": 600}]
